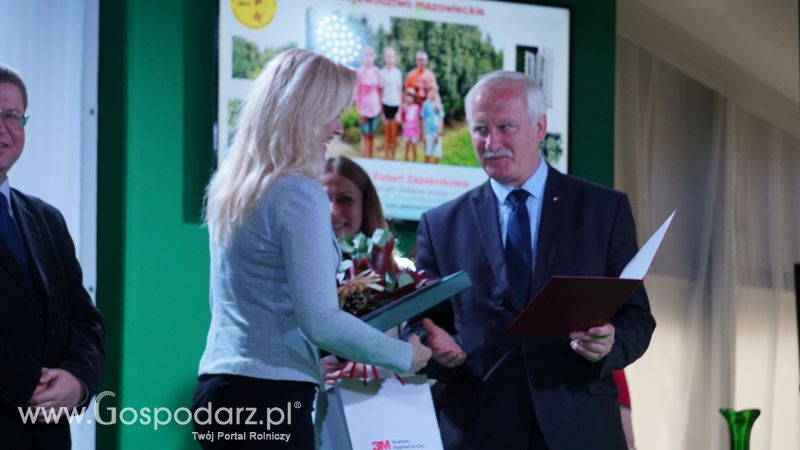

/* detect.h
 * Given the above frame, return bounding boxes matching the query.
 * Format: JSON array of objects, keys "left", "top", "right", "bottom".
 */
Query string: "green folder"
[{"left": 361, "top": 271, "right": 471, "bottom": 332}]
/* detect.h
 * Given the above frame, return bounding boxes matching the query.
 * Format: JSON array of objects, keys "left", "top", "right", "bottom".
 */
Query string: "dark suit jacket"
[
  {"left": 0, "top": 188, "right": 106, "bottom": 449},
  {"left": 416, "top": 166, "right": 656, "bottom": 450}
]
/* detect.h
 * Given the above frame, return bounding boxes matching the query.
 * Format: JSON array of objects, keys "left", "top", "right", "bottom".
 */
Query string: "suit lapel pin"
[{"left": 553, "top": 196, "right": 559, "bottom": 202}]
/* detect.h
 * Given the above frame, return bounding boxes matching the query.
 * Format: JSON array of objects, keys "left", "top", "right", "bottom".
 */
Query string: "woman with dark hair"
[
  {"left": 321, "top": 156, "right": 387, "bottom": 240},
  {"left": 320, "top": 155, "right": 422, "bottom": 380}
]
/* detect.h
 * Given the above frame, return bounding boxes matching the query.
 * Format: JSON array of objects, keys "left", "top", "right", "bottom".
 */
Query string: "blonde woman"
[{"left": 193, "top": 49, "right": 431, "bottom": 449}]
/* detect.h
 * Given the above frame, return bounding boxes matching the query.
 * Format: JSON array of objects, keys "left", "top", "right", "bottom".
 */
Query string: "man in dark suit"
[
  {"left": 0, "top": 65, "right": 105, "bottom": 449},
  {"left": 415, "top": 71, "right": 656, "bottom": 449}
]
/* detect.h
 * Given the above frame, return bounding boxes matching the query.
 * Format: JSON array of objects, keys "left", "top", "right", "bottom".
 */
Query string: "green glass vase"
[{"left": 719, "top": 408, "right": 760, "bottom": 450}]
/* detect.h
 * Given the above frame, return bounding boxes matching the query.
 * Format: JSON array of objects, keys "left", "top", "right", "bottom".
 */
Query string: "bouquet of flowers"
[
  {"left": 336, "top": 228, "right": 430, "bottom": 316},
  {"left": 325, "top": 229, "right": 432, "bottom": 385}
]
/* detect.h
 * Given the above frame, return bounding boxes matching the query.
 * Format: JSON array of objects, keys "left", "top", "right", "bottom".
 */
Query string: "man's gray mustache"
[{"left": 482, "top": 149, "right": 513, "bottom": 159}]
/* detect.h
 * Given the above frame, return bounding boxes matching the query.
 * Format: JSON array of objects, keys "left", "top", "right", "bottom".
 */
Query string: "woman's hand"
[
  {"left": 324, "top": 361, "right": 372, "bottom": 385},
  {"left": 408, "top": 333, "right": 432, "bottom": 373},
  {"left": 320, "top": 334, "right": 432, "bottom": 384}
]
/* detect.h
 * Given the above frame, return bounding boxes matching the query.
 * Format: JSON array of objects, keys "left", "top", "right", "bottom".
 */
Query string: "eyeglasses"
[{"left": 0, "top": 109, "right": 29, "bottom": 131}]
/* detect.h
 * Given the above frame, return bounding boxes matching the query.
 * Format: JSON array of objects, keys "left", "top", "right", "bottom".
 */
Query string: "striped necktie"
[{"left": 505, "top": 189, "right": 532, "bottom": 307}]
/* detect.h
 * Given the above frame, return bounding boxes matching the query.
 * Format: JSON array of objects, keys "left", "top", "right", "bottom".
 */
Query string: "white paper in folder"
[{"left": 620, "top": 211, "right": 676, "bottom": 280}]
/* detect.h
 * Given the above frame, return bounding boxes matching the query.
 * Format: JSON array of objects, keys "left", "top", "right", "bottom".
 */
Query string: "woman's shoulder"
[
  {"left": 270, "top": 172, "right": 313, "bottom": 186},
  {"left": 269, "top": 173, "right": 324, "bottom": 195},
  {"left": 262, "top": 174, "right": 327, "bottom": 209},
  {"left": 259, "top": 174, "right": 328, "bottom": 225}
]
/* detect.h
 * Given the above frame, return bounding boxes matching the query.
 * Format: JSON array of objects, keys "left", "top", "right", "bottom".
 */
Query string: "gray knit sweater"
[{"left": 198, "top": 174, "right": 412, "bottom": 384}]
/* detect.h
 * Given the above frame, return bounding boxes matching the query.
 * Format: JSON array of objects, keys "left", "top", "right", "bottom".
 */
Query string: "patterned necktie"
[
  {"left": 0, "top": 193, "right": 32, "bottom": 284},
  {"left": 505, "top": 189, "right": 532, "bottom": 307}
]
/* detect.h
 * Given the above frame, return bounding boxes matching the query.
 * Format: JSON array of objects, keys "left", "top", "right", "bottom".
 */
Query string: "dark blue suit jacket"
[
  {"left": 416, "top": 166, "right": 656, "bottom": 450},
  {"left": 0, "top": 189, "right": 106, "bottom": 450}
]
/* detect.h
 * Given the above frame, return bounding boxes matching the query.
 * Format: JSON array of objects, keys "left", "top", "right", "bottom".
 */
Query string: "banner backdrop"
[{"left": 219, "top": 0, "right": 570, "bottom": 220}]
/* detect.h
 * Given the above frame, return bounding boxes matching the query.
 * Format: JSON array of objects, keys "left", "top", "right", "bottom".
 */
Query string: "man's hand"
[
  {"left": 29, "top": 368, "right": 85, "bottom": 423},
  {"left": 422, "top": 318, "right": 466, "bottom": 368},
  {"left": 569, "top": 323, "right": 615, "bottom": 363}
]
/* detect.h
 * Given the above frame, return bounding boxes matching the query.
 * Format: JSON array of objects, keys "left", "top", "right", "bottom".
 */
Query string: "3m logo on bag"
[{"left": 372, "top": 440, "right": 391, "bottom": 450}]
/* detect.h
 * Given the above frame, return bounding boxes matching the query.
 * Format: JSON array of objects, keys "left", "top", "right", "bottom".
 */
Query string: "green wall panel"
[
  {"left": 531, "top": 0, "right": 616, "bottom": 186},
  {"left": 564, "top": 0, "right": 616, "bottom": 186},
  {"left": 97, "top": 0, "right": 126, "bottom": 447},
  {"left": 99, "top": 0, "right": 214, "bottom": 448}
]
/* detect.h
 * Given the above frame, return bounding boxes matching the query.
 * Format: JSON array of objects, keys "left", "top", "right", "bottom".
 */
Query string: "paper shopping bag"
[{"left": 319, "top": 376, "right": 443, "bottom": 450}]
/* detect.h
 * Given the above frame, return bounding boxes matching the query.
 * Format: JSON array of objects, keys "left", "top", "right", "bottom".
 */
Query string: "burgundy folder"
[
  {"left": 506, "top": 210, "right": 676, "bottom": 336},
  {"left": 505, "top": 276, "right": 643, "bottom": 336}
]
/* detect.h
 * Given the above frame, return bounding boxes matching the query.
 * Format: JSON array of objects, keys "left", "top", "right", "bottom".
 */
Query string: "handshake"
[{"left": 323, "top": 319, "right": 467, "bottom": 385}]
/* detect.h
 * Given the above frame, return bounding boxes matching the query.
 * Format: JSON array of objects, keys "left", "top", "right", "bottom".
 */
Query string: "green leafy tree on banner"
[{"left": 375, "top": 18, "right": 502, "bottom": 121}]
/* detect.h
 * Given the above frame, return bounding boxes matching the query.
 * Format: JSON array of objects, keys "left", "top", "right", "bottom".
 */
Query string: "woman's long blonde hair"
[{"left": 205, "top": 49, "right": 357, "bottom": 246}]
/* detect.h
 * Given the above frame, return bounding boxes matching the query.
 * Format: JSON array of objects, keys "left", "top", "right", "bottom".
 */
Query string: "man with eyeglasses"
[{"left": 0, "top": 64, "right": 106, "bottom": 450}]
